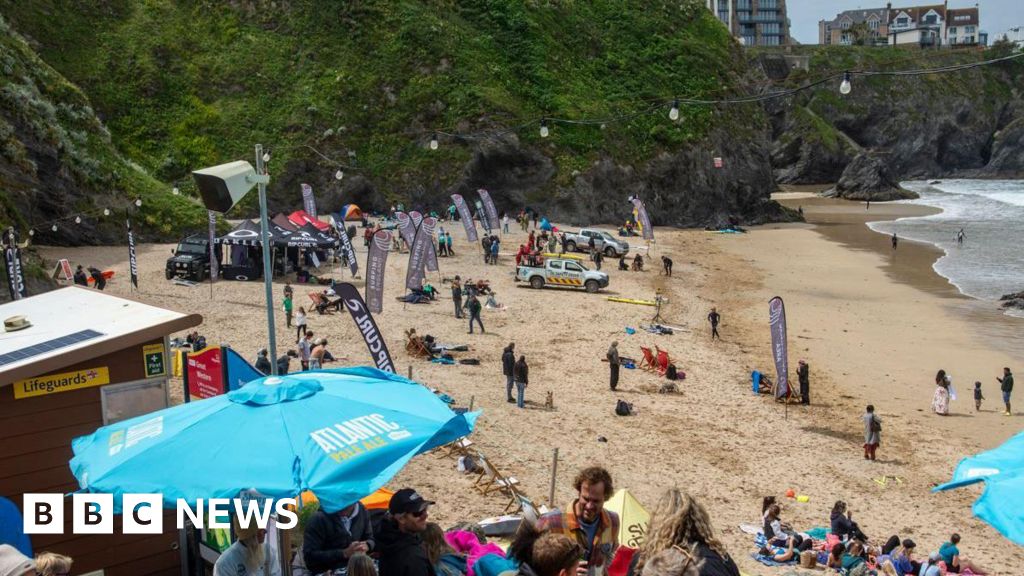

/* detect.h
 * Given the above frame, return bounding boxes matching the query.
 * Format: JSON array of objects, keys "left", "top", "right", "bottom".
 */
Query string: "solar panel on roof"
[{"left": 0, "top": 329, "right": 105, "bottom": 367}]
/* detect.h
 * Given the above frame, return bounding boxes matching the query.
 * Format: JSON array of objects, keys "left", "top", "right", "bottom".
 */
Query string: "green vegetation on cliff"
[
  {"left": 2, "top": 0, "right": 757, "bottom": 218},
  {"left": 0, "top": 14, "right": 207, "bottom": 243}
]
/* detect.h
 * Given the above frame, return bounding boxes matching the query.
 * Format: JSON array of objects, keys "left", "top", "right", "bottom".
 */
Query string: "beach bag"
[
  {"left": 615, "top": 400, "right": 633, "bottom": 416},
  {"left": 459, "top": 358, "right": 480, "bottom": 365},
  {"left": 799, "top": 551, "right": 817, "bottom": 569},
  {"left": 458, "top": 455, "right": 480, "bottom": 474},
  {"left": 665, "top": 364, "right": 678, "bottom": 380},
  {"left": 870, "top": 417, "right": 881, "bottom": 433}
]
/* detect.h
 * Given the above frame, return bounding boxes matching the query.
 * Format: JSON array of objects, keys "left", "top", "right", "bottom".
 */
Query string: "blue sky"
[{"left": 785, "top": 0, "right": 1023, "bottom": 44}]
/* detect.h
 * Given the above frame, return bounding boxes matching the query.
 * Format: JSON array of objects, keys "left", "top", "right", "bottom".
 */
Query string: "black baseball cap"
[{"left": 389, "top": 488, "right": 435, "bottom": 515}]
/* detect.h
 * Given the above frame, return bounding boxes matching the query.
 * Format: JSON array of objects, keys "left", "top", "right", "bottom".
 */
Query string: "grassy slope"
[
  {"left": 1, "top": 0, "right": 749, "bottom": 211},
  {"left": 0, "top": 13, "right": 207, "bottom": 240}
]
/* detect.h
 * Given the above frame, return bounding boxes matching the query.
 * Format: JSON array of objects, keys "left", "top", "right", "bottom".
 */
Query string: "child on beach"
[
  {"left": 974, "top": 381, "right": 984, "bottom": 412},
  {"left": 295, "top": 307, "right": 307, "bottom": 340}
]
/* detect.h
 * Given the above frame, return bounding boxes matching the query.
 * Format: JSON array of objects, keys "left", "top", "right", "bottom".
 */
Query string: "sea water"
[{"left": 866, "top": 180, "right": 1024, "bottom": 318}]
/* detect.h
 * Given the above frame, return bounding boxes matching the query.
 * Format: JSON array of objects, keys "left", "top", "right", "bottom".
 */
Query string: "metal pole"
[
  {"left": 256, "top": 144, "right": 279, "bottom": 374},
  {"left": 548, "top": 447, "right": 559, "bottom": 508}
]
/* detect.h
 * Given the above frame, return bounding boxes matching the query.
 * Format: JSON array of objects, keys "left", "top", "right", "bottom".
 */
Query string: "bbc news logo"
[{"left": 23, "top": 494, "right": 298, "bottom": 535}]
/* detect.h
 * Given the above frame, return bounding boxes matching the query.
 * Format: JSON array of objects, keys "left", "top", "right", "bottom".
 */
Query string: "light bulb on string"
[
  {"left": 335, "top": 169, "right": 344, "bottom": 181},
  {"left": 539, "top": 118, "right": 549, "bottom": 138},
  {"left": 429, "top": 133, "right": 439, "bottom": 150},
  {"left": 262, "top": 152, "right": 271, "bottom": 163},
  {"left": 75, "top": 216, "right": 81, "bottom": 224},
  {"left": 669, "top": 99, "right": 680, "bottom": 121},
  {"left": 51, "top": 224, "right": 58, "bottom": 232},
  {"left": 172, "top": 187, "right": 180, "bottom": 195},
  {"left": 840, "top": 72, "right": 852, "bottom": 95},
  {"left": 28, "top": 229, "right": 34, "bottom": 237},
  {"left": 103, "top": 208, "right": 110, "bottom": 216},
  {"left": 135, "top": 199, "right": 143, "bottom": 207}
]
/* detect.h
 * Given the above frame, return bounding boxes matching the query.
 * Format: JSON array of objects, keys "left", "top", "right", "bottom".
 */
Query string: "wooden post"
[
  {"left": 548, "top": 447, "right": 559, "bottom": 508},
  {"left": 468, "top": 395, "right": 475, "bottom": 411},
  {"left": 408, "top": 365, "right": 413, "bottom": 380}
]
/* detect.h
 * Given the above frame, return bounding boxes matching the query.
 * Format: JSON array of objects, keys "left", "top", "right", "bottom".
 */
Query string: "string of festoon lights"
[
  {"left": 20, "top": 49, "right": 1024, "bottom": 237},
  {"left": 23, "top": 198, "right": 143, "bottom": 239}
]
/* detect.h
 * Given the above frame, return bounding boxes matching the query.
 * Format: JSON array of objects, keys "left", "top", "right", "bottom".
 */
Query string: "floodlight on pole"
[{"left": 191, "top": 149, "right": 278, "bottom": 373}]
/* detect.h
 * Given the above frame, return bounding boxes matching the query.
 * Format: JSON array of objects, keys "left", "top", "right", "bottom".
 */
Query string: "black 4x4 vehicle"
[{"left": 165, "top": 234, "right": 215, "bottom": 281}]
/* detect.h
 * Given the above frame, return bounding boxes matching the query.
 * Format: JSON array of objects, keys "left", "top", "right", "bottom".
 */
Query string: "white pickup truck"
[
  {"left": 562, "top": 228, "right": 630, "bottom": 257},
  {"left": 515, "top": 258, "right": 609, "bottom": 293}
]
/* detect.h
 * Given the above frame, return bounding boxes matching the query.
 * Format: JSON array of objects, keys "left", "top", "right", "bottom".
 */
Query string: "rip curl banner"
[
  {"left": 405, "top": 217, "right": 432, "bottom": 291},
  {"left": 477, "top": 189, "right": 500, "bottom": 232},
  {"left": 395, "top": 211, "right": 416, "bottom": 247},
  {"left": 301, "top": 183, "right": 317, "bottom": 218},
  {"left": 208, "top": 211, "right": 219, "bottom": 282},
  {"left": 422, "top": 216, "right": 439, "bottom": 273},
  {"left": 365, "top": 230, "right": 391, "bottom": 314},
  {"left": 334, "top": 217, "right": 358, "bottom": 277},
  {"left": 451, "top": 194, "right": 478, "bottom": 242},
  {"left": 3, "top": 244, "right": 27, "bottom": 300},
  {"left": 337, "top": 282, "right": 394, "bottom": 372},
  {"left": 631, "top": 198, "right": 654, "bottom": 241},
  {"left": 127, "top": 218, "right": 139, "bottom": 290},
  {"left": 768, "top": 296, "right": 789, "bottom": 400}
]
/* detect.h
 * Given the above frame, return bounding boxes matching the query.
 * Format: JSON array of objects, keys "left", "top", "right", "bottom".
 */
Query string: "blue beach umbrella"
[
  {"left": 70, "top": 367, "right": 479, "bottom": 512},
  {"left": 934, "top": 430, "right": 1024, "bottom": 544}
]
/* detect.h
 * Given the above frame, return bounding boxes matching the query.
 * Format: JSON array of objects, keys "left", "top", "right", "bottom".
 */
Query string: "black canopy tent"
[{"left": 216, "top": 218, "right": 340, "bottom": 281}]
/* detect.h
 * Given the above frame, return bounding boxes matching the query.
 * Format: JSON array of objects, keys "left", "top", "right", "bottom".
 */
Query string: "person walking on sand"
[
  {"left": 502, "top": 213, "right": 510, "bottom": 234},
  {"left": 891, "top": 232, "right": 898, "bottom": 250},
  {"left": 661, "top": 255, "right": 673, "bottom": 277},
  {"left": 863, "top": 404, "right": 880, "bottom": 461},
  {"left": 298, "top": 331, "right": 315, "bottom": 371},
  {"left": 513, "top": 355, "right": 529, "bottom": 408},
  {"left": 797, "top": 360, "right": 810, "bottom": 405},
  {"left": 283, "top": 290, "right": 294, "bottom": 329},
  {"left": 866, "top": 199, "right": 870, "bottom": 210},
  {"left": 593, "top": 249, "right": 603, "bottom": 271},
  {"left": 467, "top": 294, "right": 484, "bottom": 334},
  {"left": 607, "top": 341, "right": 620, "bottom": 391},
  {"left": 502, "top": 343, "right": 516, "bottom": 403},
  {"left": 295, "top": 306, "right": 308, "bottom": 340},
  {"left": 451, "top": 279, "right": 463, "bottom": 319},
  {"left": 708, "top": 308, "right": 721, "bottom": 340},
  {"left": 957, "top": 228, "right": 965, "bottom": 246},
  {"left": 974, "top": 381, "right": 984, "bottom": 412},
  {"left": 997, "top": 367, "right": 1013, "bottom": 415}
]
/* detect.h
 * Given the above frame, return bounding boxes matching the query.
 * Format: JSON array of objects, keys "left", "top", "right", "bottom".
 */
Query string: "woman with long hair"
[
  {"left": 347, "top": 553, "right": 377, "bottom": 576},
  {"left": 932, "top": 369, "right": 950, "bottom": 415},
  {"left": 634, "top": 489, "right": 738, "bottom": 576},
  {"left": 422, "top": 523, "right": 467, "bottom": 576}
]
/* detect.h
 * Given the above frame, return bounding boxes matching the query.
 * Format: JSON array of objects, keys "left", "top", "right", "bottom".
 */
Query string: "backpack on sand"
[{"left": 615, "top": 400, "right": 633, "bottom": 416}]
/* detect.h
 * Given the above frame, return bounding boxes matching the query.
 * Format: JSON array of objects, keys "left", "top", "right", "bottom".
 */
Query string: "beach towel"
[
  {"left": 805, "top": 526, "right": 830, "bottom": 540},
  {"left": 431, "top": 357, "right": 456, "bottom": 365},
  {"left": 750, "top": 553, "right": 797, "bottom": 567}
]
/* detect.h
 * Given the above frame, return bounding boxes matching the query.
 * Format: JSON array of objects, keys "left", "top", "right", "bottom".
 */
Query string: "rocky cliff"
[{"left": 761, "top": 46, "right": 1024, "bottom": 200}]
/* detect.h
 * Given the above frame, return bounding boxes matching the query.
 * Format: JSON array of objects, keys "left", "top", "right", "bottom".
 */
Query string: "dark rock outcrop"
[
  {"left": 1000, "top": 291, "right": 1024, "bottom": 311},
  {"left": 823, "top": 153, "right": 918, "bottom": 201}
]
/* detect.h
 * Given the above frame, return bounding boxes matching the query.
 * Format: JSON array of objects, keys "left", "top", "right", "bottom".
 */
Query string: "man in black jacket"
[
  {"left": 502, "top": 343, "right": 516, "bottom": 403},
  {"left": 303, "top": 500, "right": 375, "bottom": 575},
  {"left": 377, "top": 488, "right": 436, "bottom": 576},
  {"left": 797, "top": 360, "right": 810, "bottom": 405}
]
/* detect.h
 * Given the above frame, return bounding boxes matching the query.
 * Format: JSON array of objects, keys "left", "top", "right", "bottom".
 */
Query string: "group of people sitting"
[
  {"left": 282, "top": 467, "right": 743, "bottom": 576},
  {"left": 758, "top": 497, "right": 987, "bottom": 575}
]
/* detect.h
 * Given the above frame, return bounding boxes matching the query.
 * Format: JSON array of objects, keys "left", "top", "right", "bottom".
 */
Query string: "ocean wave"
[{"left": 867, "top": 180, "right": 1024, "bottom": 312}]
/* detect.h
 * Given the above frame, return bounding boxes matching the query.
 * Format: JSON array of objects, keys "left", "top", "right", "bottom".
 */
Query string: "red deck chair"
[
  {"left": 655, "top": 346, "right": 670, "bottom": 376},
  {"left": 638, "top": 347, "right": 656, "bottom": 371}
]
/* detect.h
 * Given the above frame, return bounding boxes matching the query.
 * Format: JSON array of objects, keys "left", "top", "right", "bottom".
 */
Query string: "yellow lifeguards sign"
[{"left": 13, "top": 367, "right": 111, "bottom": 399}]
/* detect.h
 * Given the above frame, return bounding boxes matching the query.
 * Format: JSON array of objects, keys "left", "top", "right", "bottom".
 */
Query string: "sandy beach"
[{"left": 35, "top": 204, "right": 1024, "bottom": 574}]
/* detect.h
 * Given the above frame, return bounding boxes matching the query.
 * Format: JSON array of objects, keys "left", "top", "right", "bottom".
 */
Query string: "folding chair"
[
  {"left": 436, "top": 437, "right": 475, "bottom": 458},
  {"left": 638, "top": 347, "right": 656, "bottom": 371},
  {"left": 654, "top": 346, "right": 670, "bottom": 376},
  {"left": 474, "top": 452, "right": 521, "bottom": 498},
  {"left": 404, "top": 329, "right": 433, "bottom": 358}
]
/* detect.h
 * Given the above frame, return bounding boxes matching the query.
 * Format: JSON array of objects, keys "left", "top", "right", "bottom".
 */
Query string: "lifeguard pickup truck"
[
  {"left": 563, "top": 228, "right": 629, "bottom": 257},
  {"left": 515, "top": 258, "right": 609, "bottom": 293}
]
